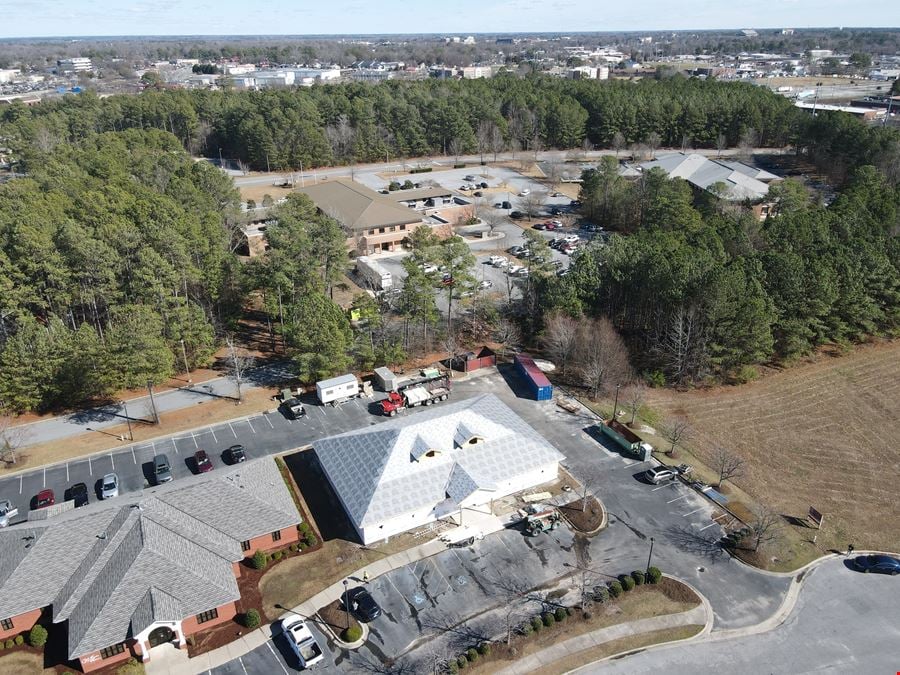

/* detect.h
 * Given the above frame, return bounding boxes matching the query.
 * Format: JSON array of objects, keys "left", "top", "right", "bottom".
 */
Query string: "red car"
[
  {"left": 34, "top": 489, "right": 55, "bottom": 509},
  {"left": 194, "top": 450, "right": 214, "bottom": 473}
]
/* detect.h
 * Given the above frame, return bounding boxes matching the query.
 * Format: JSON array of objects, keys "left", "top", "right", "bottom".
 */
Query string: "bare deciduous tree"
[
  {"left": 663, "top": 418, "right": 690, "bottom": 456},
  {"left": 488, "top": 569, "right": 533, "bottom": 645},
  {"left": 749, "top": 504, "right": 783, "bottom": 552},
  {"left": 478, "top": 208, "right": 505, "bottom": 237},
  {"left": 518, "top": 190, "right": 548, "bottom": 219},
  {"left": 543, "top": 312, "right": 579, "bottom": 376},
  {"left": 651, "top": 305, "right": 710, "bottom": 385},
  {"left": 645, "top": 131, "right": 661, "bottom": 159},
  {"left": 0, "top": 417, "right": 26, "bottom": 466},
  {"left": 494, "top": 317, "right": 521, "bottom": 354},
  {"left": 326, "top": 114, "right": 356, "bottom": 162},
  {"left": 716, "top": 133, "right": 727, "bottom": 158},
  {"left": 448, "top": 136, "right": 465, "bottom": 163},
  {"left": 225, "top": 336, "right": 255, "bottom": 403},
  {"left": 624, "top": 384, "right": 646, "bottom": 425},
  {"left": 577, "top": 318, "right": 632, "bottom": 400},
  {"left": 611, "top": 131, "right": 626, "bottom": 158},
  {"left": 712, "top": 446, "right": 745, "bottom": 488}
]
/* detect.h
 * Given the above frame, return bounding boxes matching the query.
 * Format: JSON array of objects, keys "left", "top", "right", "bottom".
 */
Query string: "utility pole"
[
  {"left": 646, "top": 536, "right": 655, "bottom": 575},
  {"left": 146, "top": 381, "right": 160, "bottom": 425},
  {"left": 180, "top": 339, "right": 191, "bottom": 383},
  {"left": 121, "top": 399, "right": 134, "bottom": 441},
  {"left": 342, "top": 579, "right": 351, "bottom": 639},
  {"left": 612, "top": 383, "right": 621, "bottom": 422}
]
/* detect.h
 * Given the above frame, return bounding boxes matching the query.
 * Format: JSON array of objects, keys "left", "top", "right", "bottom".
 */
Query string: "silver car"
[
  {"left": 101, "top": 473, "right": 119, "bottom": 499},
  {"left": 0, "top": 500, "right": 18, "bottom": 527}
]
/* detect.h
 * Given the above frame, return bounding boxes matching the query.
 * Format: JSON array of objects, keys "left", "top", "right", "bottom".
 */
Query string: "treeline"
[
  {"left": 1, "top": 76, "right": 797, "bottom": 171},
  {"left": 0, "top": 129, "right": 241, "bottom": 412},
  {"left": 538, "top": 125, "right": 900, "bottom": 385}
]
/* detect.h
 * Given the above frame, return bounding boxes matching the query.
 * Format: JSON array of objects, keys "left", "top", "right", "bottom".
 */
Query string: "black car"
[
  {"left": 853, "top": 554, "right": 900, "bottom": 575},
  {"left": 66, "top": 482, "right": 89, "bottom": 508},
  {"left": 480, "top": 182, "right": 488, "bottom": 189},
  {"left": 510, "top": 211, "right": 526, "bottom": 220},
  {"left": 501, "top": 201, "right": 512, "bottom": 210},
  {"left": 348, "top": 588, "right": 382, "bottom": 622},
  {"left": 226, "top": 444, "right": 246, "bottom": 464}
]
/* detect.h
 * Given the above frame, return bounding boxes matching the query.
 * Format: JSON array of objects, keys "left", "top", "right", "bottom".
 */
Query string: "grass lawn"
[
  {"left": 546, "top": 624, "right": 704, "bottom": 674},
  {"left": 463, "top": 578, "right": 700, "bottom": 674},
  {"left": 0, "top": 652, "right": 49, "bottom": 675}
]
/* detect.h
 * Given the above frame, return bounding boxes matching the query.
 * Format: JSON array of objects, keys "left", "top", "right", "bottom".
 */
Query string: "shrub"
[
  {"left": 733, "top": 365, "right": 759, "bottom": 384},
  {"left": 342, "top": 625, "right": 362, "bottom": 642},
  {"left": 5, "top": 639, "right": 14, "bottom": 649},
  {"left": 448, "top": 660, "right": 459, "bottom": 674},
  {"left": 554, "top": 607, "right": 567, "bottom": 622},
  {"left": 388, "top": 181, "right": 400, "bottom": 191},
  {"left": 647, "top": 567, "right": 663, "bottom": 584},
  {"left": 402, "top": 180, "right": 415, "bottom": 190},
  {"left": 299, "top": 541, "right": 308, "bottom": 551},
  {"left": 542, "top": 612, "right": 555, "bottom": 627},
  {"left": 410, "top": 167, "right": 433, "bottom": 174},
  {"left": 251, "top": 550, "right": 268, "bottom": 570},
  {"left": 117, "top": 658, "right": 143, "bottom": 675},
  {"left": 519, "top": 621, "right": 533, "bottom": 636},
  {"left": 621, "top": 575, "right": 636, "bottom": 592},
  {"left": 298, "top": 522, "right": 312, "bottom": 535},
  {"left": 466, "top": 647, "right": 478, "bottom": 662},
  {"left": 530, "top": 616, "right": 543, "bottom": 632},
  {"left": 594, "top": 586, "right": 610, "bottom": 603},
  {"left": 242, "top": 609, "right": 261, "bottom": 630},
  {"left": 0, "top": 642, "right": 4, "bottom": 651},
  {"left": 582, "top": 610, "right": 592, "bottom": 621},
  {"left": 645, "top": 370, "right": 666, "bottom": 388},
  {"left": 246, "top": 199, "right": 256, "bottom": 209},
  {"left": 304, "top": 533, "right": 317, "bottom": 547},
  {"left": 632, "top": 570, "right": 646, "bottom": 586},
  {"left": 273, "top": 551, "right": 283, "bottom": 561},
  {"left": 608, "top": 581, "right": 622, "bottom": 598},
  {"left": 28, "top": 624, "right": 48, "bottom": 648},
  {"left": 453, "top": 163, "right": 466, "bottom": 169},
  {"left": 457, "top": 655, "right": 468, "bottom": 669},
  {"left": 14, "top": 635, "right": 23, "bottom": 646},
  {"left": 289, "top": 543, "right": 298, "bottom": 552},
  {"left": 478, "top": 642, "right": 491, "bottom": 656}
]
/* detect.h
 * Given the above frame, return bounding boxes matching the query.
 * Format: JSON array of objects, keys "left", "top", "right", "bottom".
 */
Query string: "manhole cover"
[
  {"left": 697, "top": 566, "right": 706, "bottom": 573},
  {"left": 412, "top": 593, "right": 425, "bottom": 605},
  {"left": 456, "top": 576, "right": 468, "bottom": 586}
]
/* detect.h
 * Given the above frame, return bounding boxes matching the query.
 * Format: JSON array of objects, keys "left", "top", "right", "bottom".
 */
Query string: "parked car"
[
  {"left": 501, "top": 200, "right": 512, "bottom": 210},
  {"left": 853, "top": 555, "right": 900, "bottom": 575},
  {"left": 564, "top": 234, "right": 581, "bottom": 244},
  {"left": 479, "top": 280, "right": 493, "bottom": 289},
  {"left": 349, "top": 587, "right": 383, "bottom": 622},
  {"left": 516, "top": 267, "right": 530, "bottom": 277},
  {"left": 479, "top": 182, "right": 488, "bottom": 189},
  {"left": 66, "top": 482, "right": 89, "bottom": 508},
  {"left": 194, "top": 450, "right": 214, "bottom": 474},
  {"left": 532, "top": 222, "right": 547, "bottom": 230},
  {"left": 153, "top": 454, "right": 173, "bottom": 485},
  {"left": 509, "top": 211, "right": 526, "bottom": 220},
  {"left": 508, "top": 245, "right": 525, "bottom": 255},
  {"left": 421, "top": 263, "right": 438, "bottom": 274},
  {"left": 225, "top": 445, "right": 246, "bottom": 464},
  {"left": 101, "top": 473, "right": 119, "bottom": 499},
  {"left": 549, "top": 238, "right": 565, "bottom": 249},
  {"left": 473, "top": 191, "right": 483, "bottom": 197},
  {"left": 0, "top": 500, "right": 19, "bottom": 527},
  {"left": 507, "top": 264, "right": 522, "bottom": 275},
  {"left": 550, "top": 191, "right": 564, "bottom": 198},
  {"left": 463, "top": 174, "right": 477, "bottom": 182},
  {"left": 282, "top": 616, "right": 325, "bottom": 668},
  {"left": 519, "top": 188, "right": 531, "bottom": 196},
  {"left": 557, "top": 268, "right": 571, "bottom": 277},
  {"left": 644, "top": 466, "right": 681, "bottom": 485},
  {"left": 488, "top": 255, "right": 505, "bottom": 265},
  {"left": 492, "top": 257, "right": 509, "bottom": 268},
  {"left": 34, "top": 489, "right": 55, "bottom": 509}
]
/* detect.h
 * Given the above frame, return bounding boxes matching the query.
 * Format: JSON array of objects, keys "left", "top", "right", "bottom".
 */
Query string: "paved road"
[{"left": 582, "top": 557, "right": 900, "bottom": 674}]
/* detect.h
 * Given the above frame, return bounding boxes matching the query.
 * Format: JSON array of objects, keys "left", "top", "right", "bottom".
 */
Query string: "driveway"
[{"left": 581, "top": 557, "right": 900, "bottom": 674}]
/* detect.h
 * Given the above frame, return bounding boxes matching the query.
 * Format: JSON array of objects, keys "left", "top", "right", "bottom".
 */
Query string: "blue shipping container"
[{"left": 514, "top": 353, "right": 553, "bottom": 401}]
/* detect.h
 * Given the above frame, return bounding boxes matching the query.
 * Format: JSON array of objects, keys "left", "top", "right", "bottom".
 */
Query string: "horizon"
[{"left": 3, "top": 0, "right": 898, "bottom": 41}]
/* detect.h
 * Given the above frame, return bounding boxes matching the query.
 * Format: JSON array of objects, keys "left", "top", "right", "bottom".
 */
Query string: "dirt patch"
[
  {"left": 317, "top": 598, "right": 359, "bottom": 635},
  {"left": 559, "top": 497, "right": 604, "bottom": 533},
  {"left": 238, "top": 183, "right": 294, "bottom": 204},
  {"left": 643, "top": 339, "right": 900, "bottom": 562},
  {"left": 655, "top": 576, "right": 700, "bottom": 605}
]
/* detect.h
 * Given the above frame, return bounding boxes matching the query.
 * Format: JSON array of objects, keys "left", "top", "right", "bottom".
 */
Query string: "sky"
[{"left": 2, "top": 0, "right": 898, "bottom": 39}]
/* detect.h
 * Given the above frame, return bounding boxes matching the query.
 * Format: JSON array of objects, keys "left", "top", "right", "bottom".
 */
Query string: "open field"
[{"left": 644, "top": 340, "right": 900, "bottom": 555}]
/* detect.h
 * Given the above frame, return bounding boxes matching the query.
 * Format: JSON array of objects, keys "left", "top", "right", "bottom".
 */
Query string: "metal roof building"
[{"left": 639, "top": 152, "right": 780, "bottom": 201}]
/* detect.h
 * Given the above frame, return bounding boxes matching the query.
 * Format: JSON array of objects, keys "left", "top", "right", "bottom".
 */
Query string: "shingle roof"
[
  {"left": 0, "top": 458, "right": 299, "bottom": 659},
  {"left": 314, "top": 394, "right": 564, "bottom": 528},
  {"left": 296, "top": 178, "right": 423, "bottom": 232},
  {"left": 640, "top": 152, "right": 777, "bottom": 201}
]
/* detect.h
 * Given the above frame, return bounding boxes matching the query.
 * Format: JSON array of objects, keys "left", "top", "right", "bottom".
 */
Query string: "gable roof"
[
  {"left": 296, "top": 178, "right": 423, "bottom": 232},
  {"left": 314, "top": 394, "right": 564, "bottom": 528},
  {"left": 0, "top": 458, "right": 299, "bottom": 658},
  {"left": 640, "top": 152, "right": 778, "bottom": 201}
]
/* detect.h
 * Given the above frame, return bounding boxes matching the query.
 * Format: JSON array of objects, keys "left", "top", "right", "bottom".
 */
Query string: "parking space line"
[
  {"left": 682, "top": 507, "right": 706, "bottom": 517},
  {"left": 246, "top": 419, "right": 256, "bottom": 433},
  {"left": 210, "top": 428, "right": 218, "bottom": 443},
  {"left": 315, "top": 406, "right": 325, "bottom": 417},
  {"left": 88, "top": 457, "right": 92, "bottom": 476},
  {"left": 264, "top": 641, "right": 289, "bottom": 675},
  {"left": 43, "top": 467, "right": 46, "bottom": 487},
  {"left": 131, "top": 447, "right": 137, "bottom": 463},
  {"left": 652, "top": 483, "right": 675, "bottom": 491},
  {"left": 666, "top": 494, "right": 689, "bottom": 504},
  {"left": 264, "top": 415, "right": 274, "bottom": 428},
  {"left": 426, "top": 557, "right": 453, "bottom": 594},
  {"left": 238, "top": 655, "right": 248, "bottom": 675},
  {"left": 228, "top": 423, "right": 237, "bottom": 438},
  {"left": 699, "top": 522, "right": 719, "bottom": 531},
  {"left": 191, "top": 432, "right": 198, "bottom": 448},
  {"left": 385, "top": 573, "right": 412, "bottom": 605},
  {"left": 19, "top": 475, "right": 22, "bottom": 494},
  {"left": 172, "top": 438, "right": 178, "bottom": 454},
  {"left": 109, "top": 453, "right": 115, "bottom": 470},
  {"left": 66, "top": 463, "right": 69, "bottom": 481}
]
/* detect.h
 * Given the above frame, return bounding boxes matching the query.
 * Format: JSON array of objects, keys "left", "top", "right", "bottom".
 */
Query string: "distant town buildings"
[{"left": 56, "top": 57, "right": 92, "bottom": 74}]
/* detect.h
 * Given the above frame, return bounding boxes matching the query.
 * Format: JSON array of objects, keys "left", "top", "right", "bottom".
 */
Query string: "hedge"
[
  {"left": 478, "top": 642, "right": 491, "bottom": 656},
  {"left": 251, "top": 550, "right": 268, "bottom": 570},
  {"left": 531, "top": 616, "right": 543, "bottom": 632},
  {"left": 648, "top": 566, "right": 663, "bottom": 584},
  {"left": 14, "top": 635, "right": 23, "bottom": 646},
  {"left": 4, "top": 639, "right": 13, "bottom": 649},
  {"left": 554, "top": 607, "right": 567, "bottom": 622},
  {"left": 542, "top": 612, "right": 555, "bottom": 627},
  {"left": 242, "top": 609, "right": 261, "bottom": 630},
  {"left": 28, "top": 624, "right": 48, "bottom": 648},
  {"left": 594, "top": 586, "right": 610, "bottom": 603},
  {"left": 410, "top": 167, "right": 433, "bottom": 174},
  {"left": 457, "top": 655, "right": 468, "bottom": 669},
  {"left": 520, "top": 621, "right": 533, "bottom": 636},
  {"left": 448, "top": 660, "right": 459, "bottom": 674},
  {"left": 632, "top": 570, "right": 646, "bottom": 586},
  {"left": 343, "top": 625, "right": 362, "bottom": 642},
  {"left": 621, "top": 575, "right": 636, "bottom": 592},
  {"left": 608, "top": 581, "right": 623, "bottom": 598}
]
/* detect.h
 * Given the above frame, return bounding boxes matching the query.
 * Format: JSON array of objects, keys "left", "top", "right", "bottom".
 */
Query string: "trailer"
[
  {"left": 356, "top": 255, "right": 393, "bottom": 291},
  {"left": 599, "top": 419, "right": 652, "bottom": 460},
  {"left": 316, "top": 373, "right": 360, "bottom": 406},
  {"left": 514, "top": 353, "right": 553, "bottom": 401},
  {"left": 374, "top": 367, "right": 399, "bottom": 392},
  {"left": 380, "top": 374, "right": 451, "bottom": 416}
]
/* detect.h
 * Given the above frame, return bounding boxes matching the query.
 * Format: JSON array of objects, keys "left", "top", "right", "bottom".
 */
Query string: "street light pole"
[
  {"left": 180, "top": 339, "right": 191, "bottom": 383},
  {"left": 146, "top": 381, "right": 160, "bottom": 425},
  {"left": 342, "top": 579, "right": 350, "bottom": 638},
  {"left": 646, "top": 536, "right": 655, "bottom": 575},
  {"left": 612, "top": 383, "right": 621, "bottom": 423},
  {"left": 121, "top": 399, "right": 134, "bottom": 442}
]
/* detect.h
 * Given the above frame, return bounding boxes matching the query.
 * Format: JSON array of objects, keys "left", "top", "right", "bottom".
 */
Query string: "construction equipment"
[
  {"left": 380, "top": 372, "right": 451, "bottom": 416},
  {"left": 523, "top": 507, "right": 562, "bottom": 537}
]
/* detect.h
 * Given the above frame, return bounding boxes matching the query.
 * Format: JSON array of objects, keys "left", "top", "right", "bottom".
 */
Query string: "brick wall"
[
  {"left": 0, "top": 607, "right": 41, "bottom": 642},
  {"left": 78, "top": 641, "right": 139, "bottom": 673},
  {"left": 181, "top": 601, "right": 238, "bottom": 637},
  {"left": 243, "top": 524, "right": 298, "bottom": 556}
]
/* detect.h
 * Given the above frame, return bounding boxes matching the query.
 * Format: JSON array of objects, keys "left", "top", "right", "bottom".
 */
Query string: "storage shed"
[
  {"left": 316, "top": 374, "right": 360, "bottom": 405},
  {"left": 374, "top": 367, "right": 400, "bottom": 392},
  {"left": 452, "top": 346, "right": 497, "bottom": 373},
  {"left": 514, "top": 353, "right": 553, "bottom": 401}
]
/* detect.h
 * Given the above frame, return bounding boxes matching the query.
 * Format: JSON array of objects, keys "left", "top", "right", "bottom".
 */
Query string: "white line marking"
[
  {"left": 682, "top": 507, "right": 706, "bottom": 517},
  {"left": 666, "top": 494, "right": 689, "bottom": 504},
  {"left": 238, "top": 656, "right": 249, "bottom": 675},
  {"left": 210, "top": 428, "right": 218, "bottom": 443},
  {"left": 66, "top": 463, "right": 69, "bottom": 482},
  {"left": 109, "top": 454, "right": 115, "bottom": 470},
  {"left": 264, "top": 641, "right": 290, "bottom": 675},
  {"left": 88, "top": 457, "right": 92, "bottom": 476},
  {"left": 191, "top": 432, "right": 198, "bottom": 448},
  {"left": 19, "top": 475, "right": 22, "bottom": 494},
  {"left": 426, "top": 557, "right": 453, "bottom": 593},
  {"left": 246, "top": 419, "right": 256, "bottom": 433},
  {"left": 131, "top": 447, "right": 137, "bottom": 464},
  {"left": 43, "top": 467, "right": 46, "bottom": 487},
  {"left": 264, "top": 415, "right": 274, "bottom": 428},
  {"left": 316, "top": 406, "right": 325, "bottom": 417},
  {"left": 699, "top": 522, "right": 719, "bottom": 531},
  {"left": 172, "top": 437, "right": 178, "bottom": 454},
  {"left": 651, "top": 484, "right": 672, "bottom": 491},
  {"left": 228, "top": 423, "right": 237, "bottom": 438}
]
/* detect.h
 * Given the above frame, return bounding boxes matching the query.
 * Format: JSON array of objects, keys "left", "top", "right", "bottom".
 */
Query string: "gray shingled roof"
[
  {"left": 314, "top": 394, "right": 564, "bottom": 528},
  {"left": 640, "top": 153, "right": 777, "bottom": 201},
  {"left": 0, "top": 458, "right": 299, "bottom": 659}
]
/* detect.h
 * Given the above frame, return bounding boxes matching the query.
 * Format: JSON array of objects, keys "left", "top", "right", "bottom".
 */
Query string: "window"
[
  {"left": 379, "top": 227, "right": 386, "bottom": 233},
  {"left": 241, "top": 540, "right": 251, "bottom": 552},
  {"left": 0, "top": 618, "right": 12, "bottom": 631},
  {"left": 400, "top": 224, "right": 407, "bottom": 231},
  {"left": 271, "top": 530, "right": 282, "bottom": 542},
  {"left": 195, "top": 608, "right": 219, "bottom": 625},
  {"left": 100, "top": 643, "right": 126, "bottom": 660}
]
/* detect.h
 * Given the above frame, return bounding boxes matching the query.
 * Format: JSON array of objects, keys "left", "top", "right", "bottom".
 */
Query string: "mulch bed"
[
  {"left": 655, "top": 577, "right": 701, "bottom": 605},
  {"left": 559, "top": 496, "right": 605, "bottom": 533},
  {"left": 317, "top": 598, "right": 360, "bottom": 635}
]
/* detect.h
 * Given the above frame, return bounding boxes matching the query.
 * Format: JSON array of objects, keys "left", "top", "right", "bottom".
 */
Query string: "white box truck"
[
  {"left": 316, "top": 373, "right": 360, "bottom": 406},
  {"left": 356, "top": 256, "right": 393, "bottom": 291}
]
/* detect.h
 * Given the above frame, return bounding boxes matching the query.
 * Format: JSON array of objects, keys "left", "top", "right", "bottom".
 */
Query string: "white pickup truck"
[{"left": 283, "top": 617, "right": 324, "bottom": 669}]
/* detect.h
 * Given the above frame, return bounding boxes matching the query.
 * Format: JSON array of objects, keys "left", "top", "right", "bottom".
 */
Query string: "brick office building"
[{"left": 0, "top": 459, "right": 300, "bottom": 672}]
